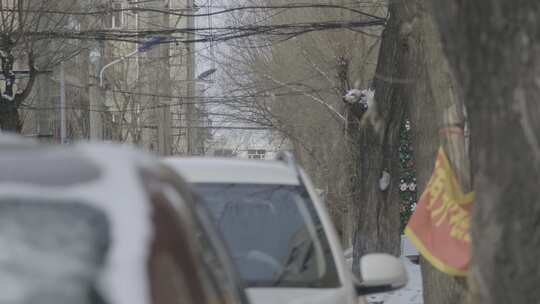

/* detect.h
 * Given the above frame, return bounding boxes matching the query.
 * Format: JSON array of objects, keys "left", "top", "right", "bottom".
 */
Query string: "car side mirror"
[{"left": 354, "top": 253, "right": 407, "bottom": 296}]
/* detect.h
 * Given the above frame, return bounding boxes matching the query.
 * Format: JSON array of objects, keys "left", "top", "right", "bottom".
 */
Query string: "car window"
[
  {"left": 161, "top": 185, "right": 227, "bottom": 304},
  {"left": 196, "top": 183, "right": 341, "bottom": 288},
  {"left": 158, "top": 172, "right": 246, "bottom": 304},
  {"left": 190, "top": 203, "right": 247, "bottom": 304},
  {"left": 145, "top": 174, "right": 208, "bottom": 304},
  {"left": 144, "top": 167, "right": 248, "bottom": 304},
  {"left": 0, "top": 199, "right": 110, "bottom": 304}
]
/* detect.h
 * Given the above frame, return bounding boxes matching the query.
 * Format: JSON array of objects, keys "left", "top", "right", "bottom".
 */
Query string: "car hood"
[{"left": 246, "top": 287, "right": 357, "bottom": 304}]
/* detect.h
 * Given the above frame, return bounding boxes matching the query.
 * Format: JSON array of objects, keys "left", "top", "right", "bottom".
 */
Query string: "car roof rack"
[{"left": 275, "top": 151, "right": 303, "bottom": 182}]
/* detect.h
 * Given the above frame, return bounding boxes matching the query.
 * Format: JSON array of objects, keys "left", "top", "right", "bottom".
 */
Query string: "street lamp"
[
  {"left": 185, "top": 68, "right": 217, "bottom": 155},
  {"left": 99, "top": 36, "right": 164, "bottom": 87},
  {"left": 137, "top": 36, "right": 164, "bottom": 53}
]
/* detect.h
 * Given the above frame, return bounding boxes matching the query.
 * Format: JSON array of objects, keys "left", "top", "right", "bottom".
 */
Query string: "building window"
[
  {"left": 105, "top": 1, "right": 124, "bottom": 29},
  {"left": 247, "top": 149, "right": 266, "bottom": 160}
]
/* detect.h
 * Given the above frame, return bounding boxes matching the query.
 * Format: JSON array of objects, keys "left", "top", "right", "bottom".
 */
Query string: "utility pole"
[
  {"left": 185, "top": 0, "right": 196, "bottom": 155},
  {"left": 89, "top": 39, "right": 104, "bottom": 140},
  {"left": 35, "top": 68, "right": 53, "bottom": 142},
  {"left": 139, "top": 1, "right": 171, "bottom": 155},
  {"left": 156, "top": 4, "right": 172, "bottom": 156},
  {"left": 59, "top": 61, "right": 66, "bottom": 144}
]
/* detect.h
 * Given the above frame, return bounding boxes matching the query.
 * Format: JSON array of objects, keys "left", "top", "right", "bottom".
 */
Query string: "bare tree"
[
  {"left": 210, "top": 0, "right": 387, "bottom": 246},
  {"left": 0, "top": 0, "right": 95, "bottom": 132},
  {"left": 348, "top": 0, "right": 407, "bottom": 265},
  {"left": 0, "top": 1, "right": 386, "bottom": 134}
]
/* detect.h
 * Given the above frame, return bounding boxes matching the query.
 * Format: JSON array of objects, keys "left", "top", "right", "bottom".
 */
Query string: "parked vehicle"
[
  {"left": 165, "top": 152, "right": 407, "bottom": 304},
  {"left": 0, "top": 139, "right": 249, "bottom": 304}
]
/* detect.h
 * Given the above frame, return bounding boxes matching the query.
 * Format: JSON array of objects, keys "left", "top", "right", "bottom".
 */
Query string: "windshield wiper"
[{"left": 271, "top": 240, "right": 314, "bottom": 286}]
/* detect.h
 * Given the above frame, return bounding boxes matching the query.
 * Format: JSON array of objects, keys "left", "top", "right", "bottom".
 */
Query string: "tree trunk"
[
  {"left": 0, "top": 99, "right": 22, "bottom": 132},
  {"left": 408, "top": 1, "right": 471, "bottom": 303},
  {"left": 0, "top": 45, "right": 22, "bottom": 132},
  {"left": 351, "top": 0, "right": 410, "bottom": 270},
  {"left": 350, "top": 0, "right": 473, "bottom": 302},
  {"left": 430, "top": 0, "right": 540, "bottom": 303}
]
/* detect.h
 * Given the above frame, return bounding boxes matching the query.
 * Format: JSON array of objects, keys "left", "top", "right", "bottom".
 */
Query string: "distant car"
[
  {"left": 0, "top": 140, "right": 249, "bottom": 304},
  {"left": 165, "top": 153, "right": 407, "bottom": 304}
]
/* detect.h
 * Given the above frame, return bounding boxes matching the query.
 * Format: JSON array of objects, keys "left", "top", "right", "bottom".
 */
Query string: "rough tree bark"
[
  {"left": 350, "top": 1, "right": 473, "bottom": 303},
  {"left": 430, "top": 0, "right": 540, "bottom": 303},
  {"left": 351, "top": 0, "right": 410, "bottom": 269},
  {"left": 407, "top": 1, "right": 471, "bottom": 303}
]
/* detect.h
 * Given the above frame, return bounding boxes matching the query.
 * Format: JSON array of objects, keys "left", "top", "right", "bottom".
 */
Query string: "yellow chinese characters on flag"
[{"left": 404, "top": 147, "right": 475, "bottom": 276}]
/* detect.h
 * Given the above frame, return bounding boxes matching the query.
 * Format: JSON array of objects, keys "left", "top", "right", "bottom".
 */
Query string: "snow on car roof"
[
  {"left": 0, "top": 142, "right": 155, "bottom": 304},
  {"left": 0, "top": 148, "right": 101, "bottom": 185},
  {"left": 0, "top": 132, "right": 37, "bottom": 149},
  {"left": 164, "top": 157, "right": 300, "bottom": 185}
]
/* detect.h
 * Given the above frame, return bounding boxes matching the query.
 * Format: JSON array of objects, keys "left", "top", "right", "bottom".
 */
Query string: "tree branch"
[{"left": 263, "top": 74, "right": 346, "bottom": 124}]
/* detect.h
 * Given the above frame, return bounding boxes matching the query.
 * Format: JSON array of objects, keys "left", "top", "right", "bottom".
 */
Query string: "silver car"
[{"left": 165, "top": 152, "right": 407, "bottom": 304}]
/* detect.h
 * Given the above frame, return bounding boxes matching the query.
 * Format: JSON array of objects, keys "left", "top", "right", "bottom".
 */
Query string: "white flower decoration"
[{"left": 400, "top": 183, "right": 408, "bottom": 191}]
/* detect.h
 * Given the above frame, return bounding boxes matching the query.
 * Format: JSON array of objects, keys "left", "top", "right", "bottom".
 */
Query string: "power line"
[
  {"left": 0, "top": 4, "right": 386, "bottom": 20},
  {"left": 140, "top": 124, "right": 272, "bottom": 130},
  {"left": 21, "top": 18, "right": 385, "bottom": 45}
]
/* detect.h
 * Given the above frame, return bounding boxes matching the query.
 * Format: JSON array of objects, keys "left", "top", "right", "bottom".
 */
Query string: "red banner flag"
[{"left": 405, "top": 147, "right": 474, "bottom": 276}]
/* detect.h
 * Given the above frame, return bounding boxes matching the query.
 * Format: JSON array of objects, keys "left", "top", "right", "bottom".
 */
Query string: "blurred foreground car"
[
  {"left": 0, "top": 139, "right": 248, "bottom": 304},
  {"left": 165, "top": 153, "right": 407, "bottom": 304}
]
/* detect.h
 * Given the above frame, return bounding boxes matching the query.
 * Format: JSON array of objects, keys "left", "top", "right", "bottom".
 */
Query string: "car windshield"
[
  {"left": 0, "top": 199, "right": 110, "bottom": 304},
  {"left": 196, "top": 183, "right": 340, "bottom": 288}
]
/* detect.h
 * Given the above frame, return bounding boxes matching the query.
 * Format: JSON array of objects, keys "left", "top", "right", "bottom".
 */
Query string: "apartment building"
[
  {"left": 16, "top": 0, "right": 199, "bottom": 155},
  {"left": 100, "top": 0, "right": 195, "bottom": 155}
]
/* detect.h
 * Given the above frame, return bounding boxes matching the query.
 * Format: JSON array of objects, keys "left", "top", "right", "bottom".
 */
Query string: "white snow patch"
[
  {"left": 2, "top": 93, "right": 14, "bottom": 101},
  {"left": 343, "top": 88, "right": 375, "bottom": 108},
  {"left": 0, "top": 133, "right": 36, "bottom": 147},
  {"left": 379, "top": 171, "right": 391, "bottom": 191},
  {"left": 0, "top": 143, "right": 156, "bottom": 304},
  {"left": 343, "top": 89, "right": 364, "bottom": 104}
]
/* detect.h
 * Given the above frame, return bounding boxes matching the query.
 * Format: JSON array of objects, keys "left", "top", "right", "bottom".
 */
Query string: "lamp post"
[
  {"left": 59, "top": 61, "right": 66, "bottom": 144},
  {"left": 88, "top": 40, "right": 104, "bottom": 140},
  {"left": 93, "top": 36, "right": 163, "bottom": 142},
  {"left": 99, "top": 36, "right": 164, "bottom": 87},
  {"left": 185, "top": 68, "right": 217, "bottom": 155}
]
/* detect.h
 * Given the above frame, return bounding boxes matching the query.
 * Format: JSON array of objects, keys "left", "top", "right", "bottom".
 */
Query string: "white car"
[
  {"left": 0, "top": 139, "right": 250, "bottom": 304},
  {"left": 165, "top": 152, "right": 407, "bottom": 304}
]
